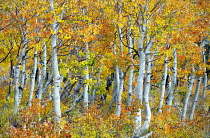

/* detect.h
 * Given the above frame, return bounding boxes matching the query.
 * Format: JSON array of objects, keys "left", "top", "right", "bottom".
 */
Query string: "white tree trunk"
[
  {"left": 14, "top": 45, "right": 26, "bottom": 113},
  {"left": 189, "top": 76, "right": 202, "bottom": 120},
  {"left": 133, "top": 37, "right": 145, "bottom": 136},
  {"left": 141, "top": 52, "right": 152, "bottom": 133},
  {"left": 19, "top": 55, "right": 26, "bottom": 99},
  {"left": 133, "top": 39, "right": 153, "bottom": 137},
  {"left": 139, "top": 41, "right": 153, "bottom": 134},
  {"left": 202, "top": 72, "right": 207, "bottom": 99},
  {"left": 118, "top": 25, "right": 123, "bottom": 53},
  {"left": 83, "top": 43, "right": 89, "bottom": 109},
  {"left": 115, "top": 66, "right": 120, "bottom": 115},
  {"left": 202, "top": 45, "right": 208, "bottom": 99},
  {"left": 14, "top": 64, "right": 21, "bottom": 113},
  {"left": 36, "top": 43, "right": 47, "bottom": 100},
  {"left": 166, "top": 49, "right": 177, "bottom": 108},
  {"left": 50, "top": 0, "right": 61, "bottom": 123},
  {"left": 127, "top": 18, "right": 134, "bottom": 106},
  {"left": 27, "top": 50, "right": 38, "bottom": 107},
  {"left": 116, "top": 68, "right": 124, "bottom": 116},
  {"left": 136, "top": 39, "right": 145, "bottom": 100},
  {"left": 158, "top": 57, "right": 168, "bottom": 113},
  {"left": 127, "top": 67, "right": 134, "bottom": 106},
  {"left": 181, "top": 67, "right": 194, "bottom": 120}
]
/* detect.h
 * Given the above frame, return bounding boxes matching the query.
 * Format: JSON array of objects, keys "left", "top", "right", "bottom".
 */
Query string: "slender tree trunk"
[
  {"left": 202, "top": 71, "right": 207, "bottom": 99},
  {"left": 14, "top": 45, "right": 26, "bottom": 113},
  {"left": 115, "top": 66, "right": 120, "bottom": 115},
  {"left": 51, "top": 31, "right": 61, "bottom": 123},
  {"left": 202, "top": 45, "right": 208, "bottom": 99},
  {"left": 127, "top": 17, "right": 134, "bottom": 106},
  {"left": 181, "top": 67, "right": 195, "bottom": 120},
  {"left": 133, "top": 37, "right": 145, "bottom": 136},
  {"left": 27, "top": 50, "right": 38, "bottom": 107},
  {"left": 166, "top": 49, "right": 177, "bottom": 108},
  {"left": 136, "top": 41, "right": 145, "bottom": 100},
  {"left": 83, "top": 43, "right": 89, "bottom": 109},
  {"left": 19, "top": 55, "right": 26, "bottom": 99},
  {"left": 139, "top": 41, "right": 153, "bottom": 135},
  {"left": 50, "top": 0, "right": 62, "bottom": 123},
  {"left": 127, "top": 67, "right": 134, "bottom": 106},
  {"left": 14, "top": 64, "right": 21, "bottom": 113},
  {"left": 140, "top": 62, "right": 151, "bottom": 132},
  {"left": 118, "top": 25, "right": 123, "bottom": 53},
  {"left": 158, "top": 57, "right": 168, "bottom": 113},
  {"left": 36, "top": 43, "right": 47, "bottom": 100},
  {"left": 189, "top": 76, "right": 202, "bottom": 120},
  {"left": 83, "top": 66, "right": 89, "bottom": 108},
  {"left": 116, "top": 68, "right": 124, "bottom": 116}
]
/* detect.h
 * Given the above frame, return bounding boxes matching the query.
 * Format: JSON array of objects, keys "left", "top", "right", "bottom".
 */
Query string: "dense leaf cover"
[{"left": 0, "top": 0, "right": 209, "bottom": 137}]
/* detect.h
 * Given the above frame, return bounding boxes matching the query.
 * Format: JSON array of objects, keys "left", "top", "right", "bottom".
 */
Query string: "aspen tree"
[
  {"left": 181, "top": 67, "right": 195, "bottom": 120},
  {"left": 36, "top": 43, "right": 47, "bottom": 100},
  {"left": 158, "top": 57, "right": 168, "bottom": 113},
  {"left": 83, "top": 43, "right": 89, "bottom": 109},
  {"left": 166, "top": 49, "right": 177, "bottom": 109},
  {"left": 49, "top": 0, "right": 63, "bottom": 123},
  {"left": 189, "top": 75, "right": 202, "bottom": 120},
  {"left": 27, "top": 50, "right": 38, "bottom": 107},
  {"left": 14, "top": 41, "right": 27, "bottom": 113},
  {"left": 127, "top": 15, "right": 134, "bottom": 106}
]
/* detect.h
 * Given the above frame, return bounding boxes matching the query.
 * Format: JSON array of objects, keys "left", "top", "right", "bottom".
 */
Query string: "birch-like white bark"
[
  {"left": 136, "top": 38, "right": 145, "bottom": 100},
  {"left": 133, "top": 37, "right": 145, "bottom": 133},
  {"left": 158, "top": 57, "right": 168, "bottom": 113},
  {"left": 19, "top": 55, "right": 26, "bottom": 99},
  {"left": 36, "top": 43, "right": 47, "bottom": 100},
  {"left": 189, "top": 76, "right": 202, "bottom": 120},
  {"left": 51, "top": 33, "right": 61, "bottom": 122},
  {"left": 50, "top": 0, "right": 61, "bottom": 123},
  {"left": 14, "top": 45, "right": 26, "bottom": 113},
  {"left": 14, "top": 64, "right": 21, "bottom": 113},
  {"left": 83, "top": 43, "right": 89, "bottom": 109},
  {"left": 202, "top": 54, "right": 207, "bottom": 99},
  {"left": 202, "top": 72, "right": 207, "bottom": 99},
  {"left": 115, "top": 2, "right": 123, "bottom": 116},
  {"left": 27, "top": 50, "right": 38, "bottom": 107},
  {"left": 115, "top": 66, "right": 120, "bottom": 115},
  {"left": 166, "top": 49, "right": 177, "bottom": 108},
  {"left": 202, "top": 41, "right": 208, "bottom": 99},
  {"left": 140, "top": 54, "right": 152, "bottom": 132},
  {"left": 127, "top": 68, "right": 134, "bottom": 106},
  {"left": 139, "top": 41, "right": 153, "bottom": 134},
  {"left": 118, "top": 25, "right": 123, "bottom": 53},
  {"left": 116, "top": 68, "right": 124, "bottom": 116},
  {"left": 181, "top": 67, "right": 194, "bottom": 120},
  {"left": 114, "top": 24, "right": 123, "bottom": 115},
  {"left": 127, "top": 17, "right": 134, "bottom": 106}
]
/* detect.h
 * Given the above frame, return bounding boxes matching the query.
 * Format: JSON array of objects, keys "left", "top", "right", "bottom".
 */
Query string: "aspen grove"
[{"left": 0, "top": 0, "right": 209, "bottom": 137}]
